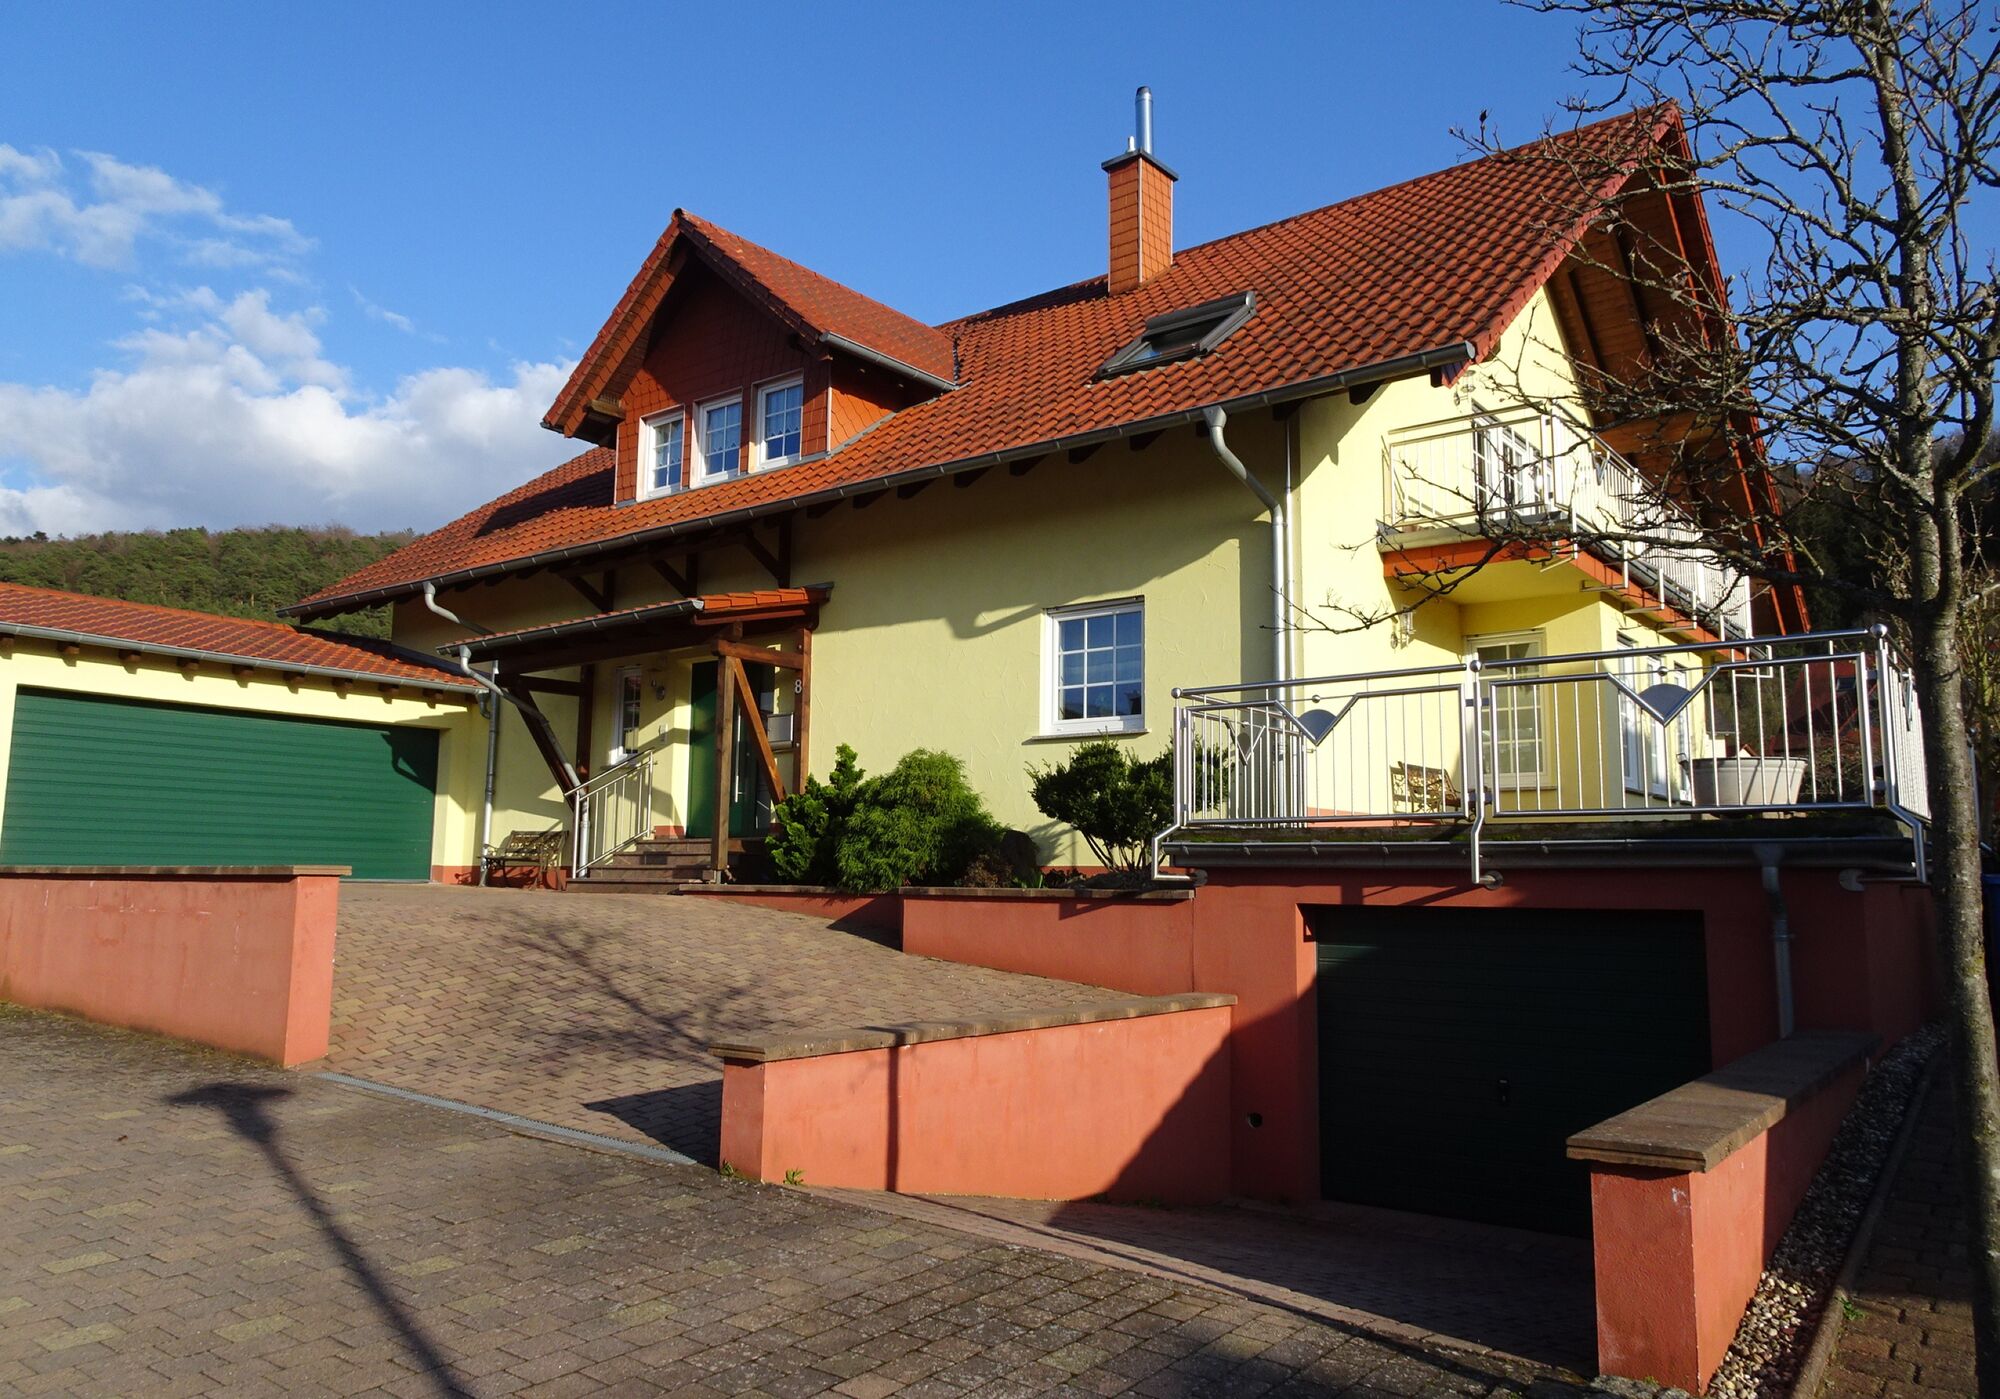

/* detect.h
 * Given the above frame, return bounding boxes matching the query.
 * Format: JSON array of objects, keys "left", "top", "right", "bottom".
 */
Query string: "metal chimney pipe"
[{"left": 1136, "top": 86, "right": 1153, "bottom": 154}]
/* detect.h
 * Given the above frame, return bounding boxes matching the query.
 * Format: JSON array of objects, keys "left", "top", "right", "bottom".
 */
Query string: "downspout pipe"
[
  {"left": 1200, "top": 406, "right": 1288, "bottom": 687},
  {"left": 1754, "top": 843, "right": 1795, "bottom": 1039}
]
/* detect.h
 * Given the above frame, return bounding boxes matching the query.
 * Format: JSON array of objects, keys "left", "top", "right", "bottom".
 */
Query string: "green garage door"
[
  {"left": 1313, "top": 905, "right": 1710, "bottom": 1236},
  {"left": 1, "top": 689, "right": 439, "bottom": 880}
]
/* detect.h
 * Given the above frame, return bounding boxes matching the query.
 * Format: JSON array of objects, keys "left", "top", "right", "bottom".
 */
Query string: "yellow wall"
[{"left": 0, "top": 637, "right": 484, "bottom": 870}]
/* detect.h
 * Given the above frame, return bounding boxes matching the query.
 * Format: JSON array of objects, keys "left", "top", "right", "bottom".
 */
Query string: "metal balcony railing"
[
  {"left": 1382, "top": 409, "right": 1754, "bottom": 638},
  {"left": 1157, "top": 628, "right": 1930, "bottom": 883}
]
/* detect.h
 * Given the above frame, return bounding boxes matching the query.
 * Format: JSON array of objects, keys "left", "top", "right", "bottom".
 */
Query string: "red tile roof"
[
  {"left": 0, "top": 583, "right": 476, "bottom": 689},
  {"left": 295, "top": 109, "right": 1671, "bottom": 620},
  {"left": 545, "top": 211, "right": 957, "bottom": 436}
]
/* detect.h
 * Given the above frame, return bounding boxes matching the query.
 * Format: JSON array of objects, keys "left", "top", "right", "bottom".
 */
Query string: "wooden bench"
[
  {"left": 1389, "top": 761, "right": 1461, "bottom": 814},
  {"left": 480, "top": 829, "right": 566, "bottom": 886}
]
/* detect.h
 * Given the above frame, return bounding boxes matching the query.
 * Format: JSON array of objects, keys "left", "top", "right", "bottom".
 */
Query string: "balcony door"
[{"left": 1472, "top": 417, "right": 1552, "bottom": 523}]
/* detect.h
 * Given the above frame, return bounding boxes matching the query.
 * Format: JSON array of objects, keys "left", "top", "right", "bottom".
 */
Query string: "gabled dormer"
[{"left": 542, "top": 211, "right": 956, "bottom": 507}]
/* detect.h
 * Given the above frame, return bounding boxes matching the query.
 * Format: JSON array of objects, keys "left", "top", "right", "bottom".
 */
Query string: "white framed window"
[
  {"left": 1471, "top": 632, "right": 1545, "bottom": 785},
  {"left": 639, "top": 411, "right": 685, "bottom": 498},
  {"left": 1045, "top": 600, "right": 1144, "bottom": 735},
  {"left": 696, "top": 396, "right": 744, "bottom": 482},
  {"left": 755, "top": 377, "right": 805, "bottom": 468},
  {"left": 611, "top": 666, "right": 644, "bottom": 762}
]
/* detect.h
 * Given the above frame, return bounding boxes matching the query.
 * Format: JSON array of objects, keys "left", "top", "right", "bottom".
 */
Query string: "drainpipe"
[
  {"left": 1200, "top": 406, "right": 1288, "bottom": 686},
  {"left": 422, "top": 583, "right": 527, "bottom": 884},
  {"left": 1754, "top": 843, "right": 1795, "bottom": 1039}
]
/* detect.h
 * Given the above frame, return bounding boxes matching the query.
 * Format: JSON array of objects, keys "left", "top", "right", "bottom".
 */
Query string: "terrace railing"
[
  {"left": 1159, "top": 628, "right": 1931, "bottom": 883},
  {"left": 1383, "top": 409, "right": 1754, "bottom": 639}
]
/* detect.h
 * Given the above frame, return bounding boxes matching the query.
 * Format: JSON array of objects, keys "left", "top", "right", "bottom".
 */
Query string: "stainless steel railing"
[
  {"left": 571, "top": 748, "right": 654, "bottom": 878},
  {"left": 1159, "top": 627, "right": 1930, "bottom": 882},
  {"left": 1382, "top": 408, "right": 1753, "bottom": 638}
]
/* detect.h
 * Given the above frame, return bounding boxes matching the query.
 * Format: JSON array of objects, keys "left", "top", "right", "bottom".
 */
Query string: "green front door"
[
  {"left": 1313, "top": 905, "right": 1711, "bottom": 1235},
  {"left": 1, "top": 689, "right": 440, "bottom": 880},
  {"left": 686, "top": 661, "right": 773, "bottom": 839}
]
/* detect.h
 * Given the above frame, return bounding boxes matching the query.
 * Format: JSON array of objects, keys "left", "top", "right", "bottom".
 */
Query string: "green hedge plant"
[{"left": 835, "top": 749, "right": 1001, "bottom": 892}]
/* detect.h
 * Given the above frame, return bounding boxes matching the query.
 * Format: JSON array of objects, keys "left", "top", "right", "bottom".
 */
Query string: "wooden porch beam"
[
  {"left": 726, "top": 654, "right": 787, "bottom": 805},
  {"left": 562, "top": 572, "right": 613, "bottom": 614},
  {"left": 574, "top": 664, "right": 595, "bottom": 781},
  {"left": 517, "top": 675, "right": 585, "bottom": 697},
  {"left": 715, "top": 638, "right": 805, "bottom": 671},
  {"left": 794, "top": 627, "right": 812, "bottom": 782}
]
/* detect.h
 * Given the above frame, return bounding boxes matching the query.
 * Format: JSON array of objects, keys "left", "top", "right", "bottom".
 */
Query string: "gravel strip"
[{"left": 1704, "top": 1022, "right": 1944, "bottom": 1399}]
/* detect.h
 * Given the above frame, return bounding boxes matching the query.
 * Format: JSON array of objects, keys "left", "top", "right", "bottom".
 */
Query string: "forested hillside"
[{"left": 0, "top": 527, "right": 414, "bottom": 638}]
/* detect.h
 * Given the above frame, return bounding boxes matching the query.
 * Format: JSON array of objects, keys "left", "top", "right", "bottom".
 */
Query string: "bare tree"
[{"left": 1323, "top": 1, "right": 2000, "bottom": 1386}]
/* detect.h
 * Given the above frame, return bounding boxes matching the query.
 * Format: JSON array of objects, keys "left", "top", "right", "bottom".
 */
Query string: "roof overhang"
[
  {"left": 0, "top": 620, "right": 480, "bottom": 694},
  {"left": 450, "top": 585, "right": 832, "bottom": 669},
  {"left": 286, "top": 341, "right": 1476, "bottom": 622}
]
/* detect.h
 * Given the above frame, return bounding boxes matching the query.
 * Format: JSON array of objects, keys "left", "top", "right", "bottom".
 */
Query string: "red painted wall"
[
  {"left": 903, "top": 863, "right": 1937, "bottom": 1206},
  {"left": 686, "top": 887, "right": 902, "bottom": 934},
  {"left": 718, "top": 1006, "right": 1234, "bottom": 1203},
  {"left": 1586, "top": 1054, "right": 1868, "bottom": 1392},
  {"left": 0, "top": 868, "right": 343, "bottom": 1066}
]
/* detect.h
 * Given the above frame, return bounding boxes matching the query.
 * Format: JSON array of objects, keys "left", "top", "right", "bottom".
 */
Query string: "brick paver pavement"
[
  {"left": 1818, "top": 1073, "right": 1977, "bottom": 1398},
  {"left": 0, "top": 1006, "right": 1588, "bottom": 1398},
  {"left": 326, "top": 885, "right": 1111, "bottom": 1163}
]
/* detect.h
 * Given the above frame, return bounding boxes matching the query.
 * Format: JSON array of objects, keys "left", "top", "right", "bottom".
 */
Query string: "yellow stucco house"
[{"left": 273, "top": 102, "right": 1829, "bottom": 885}]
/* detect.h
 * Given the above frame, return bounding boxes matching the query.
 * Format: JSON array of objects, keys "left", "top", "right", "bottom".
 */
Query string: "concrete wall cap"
[
  {"left": 897, "top": 885, "right": 1198, "bottom": 903},
  {"left": 1566, "top": 1029, "right": 1878, "bottom": 1172},
  {"left": 0, "top": 865, "right": 352, "bottom": 879},
  {"left": 710, "top": 992, "right": 1236, "bottom": 1064}
]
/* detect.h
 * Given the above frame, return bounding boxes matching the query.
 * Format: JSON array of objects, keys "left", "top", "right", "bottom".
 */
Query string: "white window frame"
[
  {"left": 694, "top": 395, "right": 744, "bottom": 483},
  {"left": 637, "top": 410, "right": 685, "bottom": 500},
  {"left": 753, "top": 376, "right": 806, "bottom": 470},
  {"left": 1469, "top": 630, "right": 1547, "bottom": 787},
  {"left": 610, "top": 666, "right": 644, "bottom": 763},
  {"left": 1042, "top": 599, "right": 1145, "bottom": 737}
]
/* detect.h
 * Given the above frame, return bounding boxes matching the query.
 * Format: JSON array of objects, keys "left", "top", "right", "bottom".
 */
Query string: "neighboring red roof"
[
  {"left": 545, "top": 210, "right": 958, "bottom": 436},
  {"left": 296, "top": 109, "right": 1671, "bottom": 619},
  {"left": 0, "top": 582, "right": 475, "bottom": 688}
]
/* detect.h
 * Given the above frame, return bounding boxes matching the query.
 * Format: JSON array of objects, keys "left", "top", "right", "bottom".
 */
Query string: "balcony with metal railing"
[
  {"left": 1156, "top": 628, "right": 1930, "bottom": 882},
  {"left": 1381, "top": 409, "right": 1755, "bottom": 640}
]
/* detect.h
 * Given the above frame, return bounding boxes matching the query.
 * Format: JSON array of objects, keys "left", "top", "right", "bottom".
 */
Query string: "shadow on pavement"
[{"left": 168, "top": 1082, "right": 476, "bottom": 1399}]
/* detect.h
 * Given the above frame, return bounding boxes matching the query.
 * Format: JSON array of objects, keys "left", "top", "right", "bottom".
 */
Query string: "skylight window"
[{"left": 1098, "top": 291, "right": 1256, "bottom": 377}]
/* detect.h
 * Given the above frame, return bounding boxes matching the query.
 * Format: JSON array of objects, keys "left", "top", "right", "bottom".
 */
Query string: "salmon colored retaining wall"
[
  {"left": 712, "top": 994, "right": 1235, "bottom": 1202},
  {"left": 0, "top": 866, "right": 346, "bottom": 1066},
  {"left": 902, "top": 863, "right": 1936, "bottom": 1205},
  {"left": 681, "top": 885, "right": 902, "bottom": 934},
  {"left": 1568, "top": 1031, "right": 1876, "bottom": 1393}
]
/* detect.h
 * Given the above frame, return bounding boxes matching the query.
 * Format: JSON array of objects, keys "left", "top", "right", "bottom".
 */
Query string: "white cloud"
[
  {"left": 0, "top": 144, "right": 310, "bottom": 271},
  {"left": 0, "top": 344, "right": 575, "bottom": 535},
  {"left": 0, "top": 147, "right": 578, "bottom": 539}
]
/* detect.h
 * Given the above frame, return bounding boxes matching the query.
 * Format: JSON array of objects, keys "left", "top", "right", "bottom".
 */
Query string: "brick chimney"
[{"left": 1103, "top": 86, "right": 1177, "bottom": 295}]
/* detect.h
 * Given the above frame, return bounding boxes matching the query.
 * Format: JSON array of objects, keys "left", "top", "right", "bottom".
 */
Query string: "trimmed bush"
[
  {"left": 834, "top": 749, "right": 1001, "bottom": 892},
  {"left": 767, "top": 744, "right": 866, "bottom": 885},
  {"left": 1027, "top": 739, "right": 1171, "bottom": 872}
]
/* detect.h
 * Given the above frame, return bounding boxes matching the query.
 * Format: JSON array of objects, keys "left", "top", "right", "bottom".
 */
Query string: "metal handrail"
[
  {"left": 571, "top": 748, "right": 655, "bottom": 878},
  {"left": 1156, "top": 626, "right": 1931, "bottom": 882}
]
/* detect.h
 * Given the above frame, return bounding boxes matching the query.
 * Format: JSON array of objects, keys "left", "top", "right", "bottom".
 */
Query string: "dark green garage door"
[
  {"left": 2, "top": 689, "right": 439, "bottom": 880},
  {"left": 1313, "top": 905, "right": 1710, "bottom": 1236}
]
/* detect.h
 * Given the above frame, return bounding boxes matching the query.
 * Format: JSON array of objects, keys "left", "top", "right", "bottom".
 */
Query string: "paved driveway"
[
  {"left": 1, "top": 1007, "right": 1590, "bottom": 1399},
  {"left": 325, "top": 885, "right": 1109, "bottom": 1163}
]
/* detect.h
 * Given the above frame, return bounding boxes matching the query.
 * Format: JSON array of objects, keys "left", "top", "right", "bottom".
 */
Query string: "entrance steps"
[{"left": 566, "top": 836, "right": 759, "bottom": 894}]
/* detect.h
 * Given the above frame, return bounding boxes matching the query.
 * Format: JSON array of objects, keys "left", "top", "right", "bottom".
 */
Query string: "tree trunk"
[{"left": 1912, "top": 622, "right": 2000, "bottom": 1396}]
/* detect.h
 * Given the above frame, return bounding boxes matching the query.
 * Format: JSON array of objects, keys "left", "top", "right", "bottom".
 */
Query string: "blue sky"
[{"left": 0, "top": 2, "right": 1597, "bottom": 536}]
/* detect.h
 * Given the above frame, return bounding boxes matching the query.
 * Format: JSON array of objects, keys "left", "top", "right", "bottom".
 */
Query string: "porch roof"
[{"left": 451, "top": 585, "right": 829, "bottom": 667}]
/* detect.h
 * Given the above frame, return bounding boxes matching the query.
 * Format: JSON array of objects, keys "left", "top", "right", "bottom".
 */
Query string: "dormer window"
[
  {"left": 756, "top": 378, "right": 804, "bottom": 468},
  {"left": 697, "top": 397, "right": 744, "bottom": 482},
  {"left": 639, "top": 411, "right": 685, "bottom": 498},
  {"left": 1097, "top": 290, "right": 1256, "bottom": 377}
]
